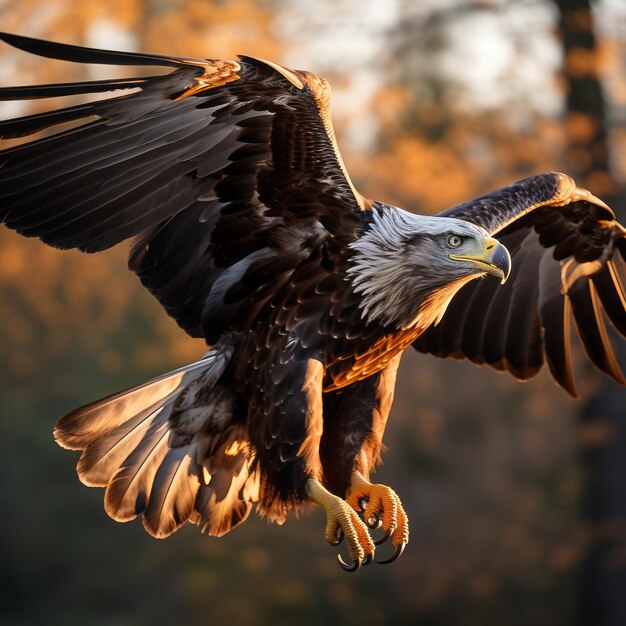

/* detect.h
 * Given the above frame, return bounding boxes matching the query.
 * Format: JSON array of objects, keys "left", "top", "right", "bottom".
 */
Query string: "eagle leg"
[
  {"left": 346, "top": 471, "right": 409, "bottom": 564},
  {"left": 305, "top": 478, "right": 375, "bottom": 572}
]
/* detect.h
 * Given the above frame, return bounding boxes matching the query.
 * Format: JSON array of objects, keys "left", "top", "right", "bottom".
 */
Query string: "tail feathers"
[
  {"left": 54, "top": 357, "right": 210, "bottom": 451},
  {"left": 55, "top": 344, "right": 262, "bottom": 539},
  {"left": 142, "top": 446, "right": 202, "bottom": 538},
  {"left": 193, "top": 435, "right": 260, "bottom": 537},
  {"left": 76, "top": 401, "right": 172, "bottom": 488},
  {"left": 103, "top": 416, "right": 172, "bottom": 523}
]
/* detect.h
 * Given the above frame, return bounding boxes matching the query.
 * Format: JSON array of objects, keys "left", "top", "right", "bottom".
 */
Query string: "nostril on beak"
[{"left": 485, "top": 239, "right": 496, "bottom": 252}]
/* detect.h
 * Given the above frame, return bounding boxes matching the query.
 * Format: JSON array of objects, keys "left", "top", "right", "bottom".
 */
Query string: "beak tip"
[{"left": 489, "top": 240, "right": 511, "bottom": 285}]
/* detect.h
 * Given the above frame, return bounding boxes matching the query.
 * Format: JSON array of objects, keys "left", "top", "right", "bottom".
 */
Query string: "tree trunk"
[{"left": 555, "top": 2, "right": 626, "bottom": 625}]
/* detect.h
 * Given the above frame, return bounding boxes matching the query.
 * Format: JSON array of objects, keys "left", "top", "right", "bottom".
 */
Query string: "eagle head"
[{"left": 347, "top": 205, "right": 511, "bottom": 329}]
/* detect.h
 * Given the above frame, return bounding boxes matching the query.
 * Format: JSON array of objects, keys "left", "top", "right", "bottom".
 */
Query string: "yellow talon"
[
  {"left": 306, "top": 478, "right": 375, "bottom": 571},
  {"left": 346, "top": 472, "right": 409, "bottom": 562}
]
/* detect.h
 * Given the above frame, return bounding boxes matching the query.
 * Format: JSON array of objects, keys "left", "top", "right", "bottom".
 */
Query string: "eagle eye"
[{"left": 446, "top": 234, "right": 464, "bottom": 249}]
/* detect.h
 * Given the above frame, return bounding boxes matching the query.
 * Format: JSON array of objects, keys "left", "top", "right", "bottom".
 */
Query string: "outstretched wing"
[
  {"left": 0, "top": 32, "right": 369, "bottom": 340},
  {"left": 413, "top": 172, "right": 626, "bottom": 396}
]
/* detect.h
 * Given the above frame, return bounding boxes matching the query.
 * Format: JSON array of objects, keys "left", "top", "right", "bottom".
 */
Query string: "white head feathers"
[{"left": 347, "top": 205, "right": 489, "bottom": 328}]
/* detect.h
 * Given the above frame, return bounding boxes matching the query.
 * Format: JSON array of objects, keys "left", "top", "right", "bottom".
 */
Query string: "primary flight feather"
[{"left": 1, "top": 32, "right": 625, "bottom": 571}]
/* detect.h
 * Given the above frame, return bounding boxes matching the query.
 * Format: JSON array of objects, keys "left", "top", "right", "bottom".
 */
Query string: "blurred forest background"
[{"left": 1, "top": 0, "right": 626, "bottom": 624}]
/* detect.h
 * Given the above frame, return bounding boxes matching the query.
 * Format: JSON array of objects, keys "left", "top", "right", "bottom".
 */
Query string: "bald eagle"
[{"left": 1, "top": 33, "right": 625, "bottom": 572}]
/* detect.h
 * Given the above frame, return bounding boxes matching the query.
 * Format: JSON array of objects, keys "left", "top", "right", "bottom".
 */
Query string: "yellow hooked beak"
[{"left": 449, "top": 237, "right": 512, "bottom": 284}]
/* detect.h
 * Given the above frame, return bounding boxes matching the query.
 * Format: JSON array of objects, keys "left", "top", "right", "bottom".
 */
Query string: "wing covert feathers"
[{"left": 439, "top": 171, "right": 614, "bottom": 236}]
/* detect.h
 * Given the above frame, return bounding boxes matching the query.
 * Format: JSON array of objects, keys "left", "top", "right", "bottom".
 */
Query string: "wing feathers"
[
  {"left": 459, "top": 276, "right": 502, "bottom": 363},
  {"left": 0, "top": 105, "right": 103, "bottom": 139},
  {"left": 415, "top": 173, "right": 625, "bottom": 394},
  {"left": 569, "top": 280, "right": 626, "bottom": 385},
  {"left": 538, "top": 251, "right": 578, "bottom": 396},
  {"left": 1, "top": 33, "right": 365, "bottom": 340},
  {"left": 502, "top": 240, "right": 544, "bottom": 378},
  {"left": 2, "top": 101, "right": 202, "bottom": 187},
  {"left": 480, "top": 272, "right": 517, "bottom": 371},
  {"left": 0, "top": 31, "right": 199, "bottom": 68},
  {"left": 592, "top": 260, "right": 626, "bottom": 337},
  {"left": 0, "top": 77, "right": 156, "bottom": 100}
]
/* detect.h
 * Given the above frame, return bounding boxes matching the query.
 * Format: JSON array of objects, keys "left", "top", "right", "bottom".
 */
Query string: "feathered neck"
[{"left": 346, "top": 204, "right": 481, "bottom": 329}]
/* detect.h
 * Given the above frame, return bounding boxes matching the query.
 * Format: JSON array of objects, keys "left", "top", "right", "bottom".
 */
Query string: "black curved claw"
[
  {"left": 365, "top": 512, "right": 381, "bottom": 530},
  {"left": 328, "top": 527, "right": 344, "bottom": 547},
  {"left": 362, "top": 553, "right": 373, "bottom": 566},
  {"left": 358, "top": 498, "right": 369, "bottom": 513},
  {"left": 374, "top": 529, "right": 392, "bottom": 546},
  {"left": 337, "top": 554, "right": 362, "bottom": 573},
  {"left": 376, "top": 542, "right": 407, "bottom": 565}
]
